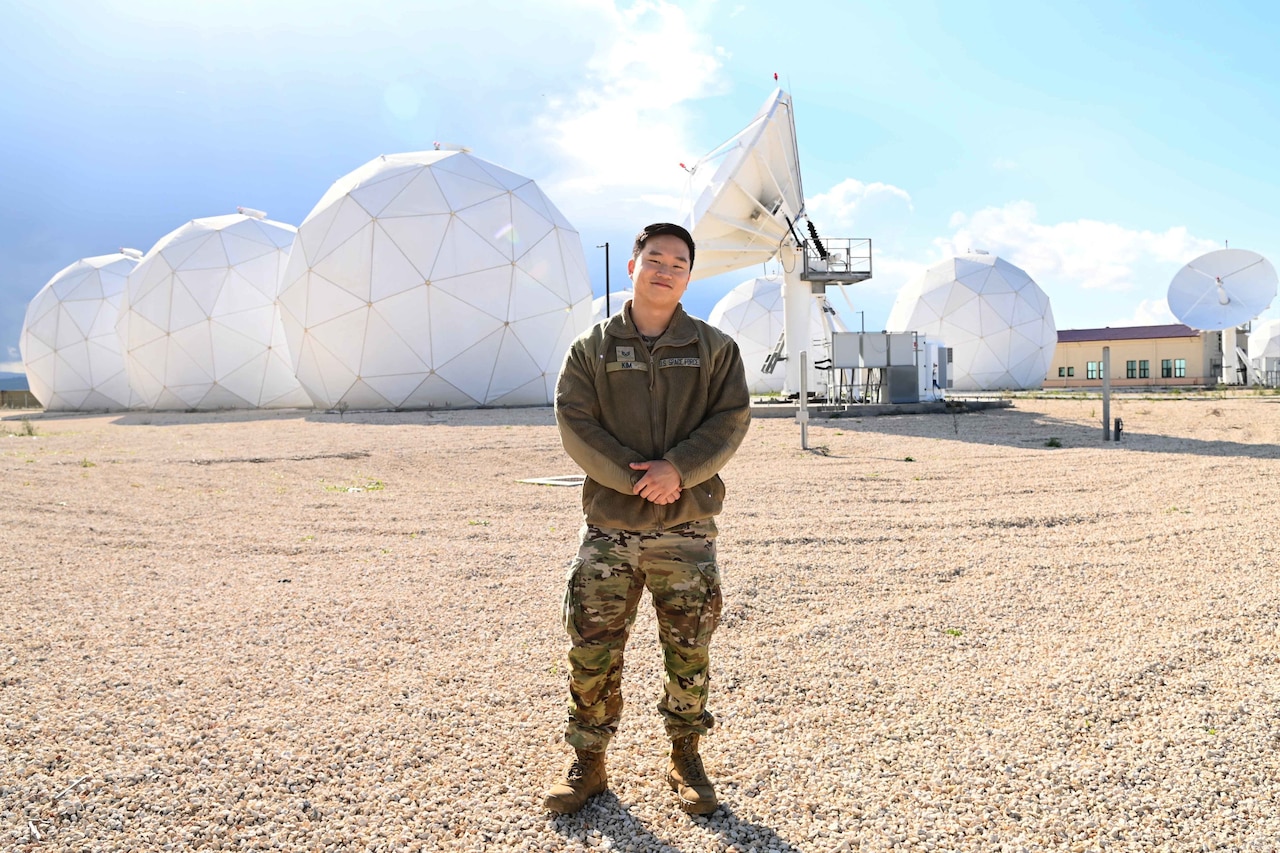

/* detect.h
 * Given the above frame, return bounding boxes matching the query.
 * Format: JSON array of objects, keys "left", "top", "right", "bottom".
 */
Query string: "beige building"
[{"left": 1045, "top": 324, "right": 1239, "bottom": 389}]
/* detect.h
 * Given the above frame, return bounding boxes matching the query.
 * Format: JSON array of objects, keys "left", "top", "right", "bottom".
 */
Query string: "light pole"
[{"left": 596, "top": 242, "right": 611, "bottom": 315}]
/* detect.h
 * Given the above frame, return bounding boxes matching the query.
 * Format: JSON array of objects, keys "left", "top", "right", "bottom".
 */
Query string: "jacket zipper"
[{"left": 646, "top": 336, "right": 664, "bottom": 531}]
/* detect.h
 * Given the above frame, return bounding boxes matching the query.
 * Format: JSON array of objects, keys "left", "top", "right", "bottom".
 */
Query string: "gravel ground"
[{"left": 3, "top": 395, "right": 1280, "bottom": 852}]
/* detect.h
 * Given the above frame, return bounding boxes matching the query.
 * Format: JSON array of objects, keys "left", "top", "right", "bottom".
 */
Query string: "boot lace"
[
  {"left": 566, "top": 754, "right": 594, "bottom": 781},
  {"left": 676, "top": 740, "right": 708, "bottom": 785}
]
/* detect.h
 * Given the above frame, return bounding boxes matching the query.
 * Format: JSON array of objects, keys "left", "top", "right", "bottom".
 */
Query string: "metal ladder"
[{"left": 761, "top": 332, "right": 785, "bottom": 375}]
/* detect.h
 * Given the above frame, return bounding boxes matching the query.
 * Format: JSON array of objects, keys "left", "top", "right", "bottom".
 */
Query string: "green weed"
[{"left": 5, "top": 419, "right": 38, "bottom": 437}]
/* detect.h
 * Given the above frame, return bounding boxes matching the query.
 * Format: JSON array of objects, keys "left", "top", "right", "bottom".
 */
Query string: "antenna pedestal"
[{"left": 782, "top": 246, "right": 811, "bottom": 396}]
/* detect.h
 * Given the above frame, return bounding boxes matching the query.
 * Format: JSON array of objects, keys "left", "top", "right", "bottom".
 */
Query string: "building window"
[
  {"left": 1139, "top": 360, "right": 1150, "bottom": 379},
  {"left": 1087, "top": 361, "right": 1099, "bottom": 380},
  {"left": 1067, "top": 366, "right": 1075, "bottom": 377},
  {"left": 1058, "top": 367, "right": 1065, "bottom": 377},
  {"left": 1175, "top": 358, "right": 1186, "bottom": 378},
  {"left": 1126, "top": 360, "right": 1137, "bottom": 379},
  {"left": 1161, "top": 359, "right": 1173, "bottom": 378}
]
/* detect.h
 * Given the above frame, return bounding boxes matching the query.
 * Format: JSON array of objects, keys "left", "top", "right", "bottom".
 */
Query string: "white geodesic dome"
[
  {"left": 117, "top": 212, "right": 311, "bottom": 410},
  {"left": 591, "top": 290, "right": 634, "bottom": 324},
  {"left": 277, "top": 150, "right": 593, "bottom": 409},
  {"left": 1248, "top": 318, "right": 1280, "bottom": 363},
  {"left": 20, "top": 252, "right": 140, "bottom": 410},
  {"left": 886, "top": 253, "right": 1055, "bottom": 391},
  {"left": 708, "top": 275, "right": 837, "bottom": 395}
]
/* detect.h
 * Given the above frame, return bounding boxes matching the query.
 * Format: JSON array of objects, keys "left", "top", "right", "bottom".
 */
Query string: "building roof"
[{"left": 1057, "top": 324, "right": 1201, "bottom": 343}]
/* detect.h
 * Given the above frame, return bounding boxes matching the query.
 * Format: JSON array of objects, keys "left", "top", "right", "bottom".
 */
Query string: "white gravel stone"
[{"left": 3, "top": 396, "right": 1280, "bottom": 850}]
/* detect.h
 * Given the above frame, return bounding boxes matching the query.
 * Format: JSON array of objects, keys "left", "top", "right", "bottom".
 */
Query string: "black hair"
[{"left": 632, "top": 222, "right": 695, "bottom": 270}]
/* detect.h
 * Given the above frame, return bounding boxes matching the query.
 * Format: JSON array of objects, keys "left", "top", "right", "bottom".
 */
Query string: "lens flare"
[{"left": 494, "top": 223, "right": 518, "bottom": 246}]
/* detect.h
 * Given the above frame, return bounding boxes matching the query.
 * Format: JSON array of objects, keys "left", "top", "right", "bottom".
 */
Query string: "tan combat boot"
[
  {"left": 667, "top": 734, "right": 718, "bottom": 814},
  {"left": 544, "top": 748, "right": 607, "bottom": 814}
]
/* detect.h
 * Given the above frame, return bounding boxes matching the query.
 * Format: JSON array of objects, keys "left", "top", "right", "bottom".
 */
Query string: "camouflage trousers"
[{"left": 561, "top": 519, "right": 723, "bottom": 752}]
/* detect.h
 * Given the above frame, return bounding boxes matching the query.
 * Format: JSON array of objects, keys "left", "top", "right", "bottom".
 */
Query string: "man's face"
[{"left": 628, "top": 234, "right": 692, "bottom": 312}]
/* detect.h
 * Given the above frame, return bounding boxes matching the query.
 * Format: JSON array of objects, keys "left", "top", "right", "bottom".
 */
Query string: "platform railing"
[{"left": 801, "top": 237, "right": 872, "bottom": 284}]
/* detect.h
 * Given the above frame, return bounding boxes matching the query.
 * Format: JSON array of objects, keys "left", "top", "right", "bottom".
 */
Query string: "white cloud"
[
  {"left": 533, "top": 1, "right": 727, "bottom": 222},
  {"left": 805, "top": 178, "right": 913, "bottom": 236},
  {"left": 991, "top": 157, "right": 1018, "bottom": 171},
  {"left": 782, "top": 187, "right": 1224, "bottom": 331},
  {"left": 936, "top": 201, "right": 1218, "bottom": 291},
  {"left": 0, "top": 361, "right": 25, "bottom": 374},
  {"left": 791, "top": 175, "right": 919, "bottom": 329},
  {"left": 932, "top": 201, "right": 1221, "bottom": 326},
  {"left": 1126, "top": 298, "right": 1178, "bottom": 326}
]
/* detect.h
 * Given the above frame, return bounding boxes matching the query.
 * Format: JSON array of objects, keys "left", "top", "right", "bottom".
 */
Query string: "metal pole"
[
  {"left": 597, "top": 242, "right": 611, "bottom": 315},
  {"left": 798, "top": 351, "right": 809, "bottom": 449},
  {"left": 1102, "top": 346, "right": 1112, "bottom": 441}
]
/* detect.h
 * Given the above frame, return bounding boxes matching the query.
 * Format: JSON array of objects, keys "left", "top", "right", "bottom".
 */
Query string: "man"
[{"left": 545, "top": 223, "right": 751, "bottom": 816}]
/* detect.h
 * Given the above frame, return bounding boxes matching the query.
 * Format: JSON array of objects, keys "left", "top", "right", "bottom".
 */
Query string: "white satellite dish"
[
  {"left": 1167, "top": 248, "right": 1277, "bottom": 385},
  {"left": 683, "top": 89, "right": 804, "bottom": 280},
  {"left": 1167, "top": 248, "right": 1276, "bottom": 331},
  {"left": 681, "top": 87, "right": 871, "bottom": 396}
]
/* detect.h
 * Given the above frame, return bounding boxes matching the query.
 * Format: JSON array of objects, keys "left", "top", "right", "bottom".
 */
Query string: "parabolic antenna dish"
[
  {"left": 1167, "top": 248, "right": 1277, "bottom": 331},
  {"left": 681, "top": 88, "right": 803, "bottom": 280}
]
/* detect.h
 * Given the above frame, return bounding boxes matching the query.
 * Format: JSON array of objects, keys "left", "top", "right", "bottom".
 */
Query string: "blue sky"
[{"left": 4, "top": 0, "right": 1280, "bottom": 375}]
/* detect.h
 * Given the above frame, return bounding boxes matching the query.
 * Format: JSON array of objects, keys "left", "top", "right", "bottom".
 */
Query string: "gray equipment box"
[
  {"left": 878, "top": 365, "right": 920, "bottom": 404},
  {"left": 831, "top": 332, "right": 918, "bottom": 369}
]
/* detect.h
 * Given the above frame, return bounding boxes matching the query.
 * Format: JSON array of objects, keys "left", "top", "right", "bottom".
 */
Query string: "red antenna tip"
[{"left": 773, "top": 72, "right": 778, "bottom": 81}]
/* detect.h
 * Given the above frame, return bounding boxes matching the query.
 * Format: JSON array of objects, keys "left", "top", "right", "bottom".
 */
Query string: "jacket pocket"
[{"left": 681, "top": 474, "right": 725, "bottom": 521}]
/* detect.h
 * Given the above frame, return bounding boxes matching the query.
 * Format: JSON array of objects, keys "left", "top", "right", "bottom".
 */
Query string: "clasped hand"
[{"left": 630, "top": 460, "right": 681, "bottom": 505}]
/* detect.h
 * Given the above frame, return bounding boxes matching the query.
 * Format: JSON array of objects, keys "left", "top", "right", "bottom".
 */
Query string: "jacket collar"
[{"left": 606, "top": 300, "right": 698, "bottom": 347}]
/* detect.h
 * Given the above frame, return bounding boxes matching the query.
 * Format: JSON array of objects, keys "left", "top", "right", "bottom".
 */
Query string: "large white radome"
[
  {"left": 708, "top": 276, "right": 836, "bottom": 395},
  {"left": 1248, "top": 317, "right": 1280, "bottom": 364},
  {"left": 117, "top": 212, "right": 311, "bottom": 410},
  {"left": 887, "top": 254, "right": 1055, "bottom": 391},
  {"left": 20, "top": 252, "right": 140, "bottom": 410},
  {"left": 591, "top": 290, "right": 634, "bottom": 324},
  {"left": 277, "top": 150, "right": 592, "bottom": 409}
]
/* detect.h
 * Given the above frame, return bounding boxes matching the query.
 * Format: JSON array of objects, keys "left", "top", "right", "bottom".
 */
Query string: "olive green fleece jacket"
[{"left": 555, "top": 302, "right": 751, "bottom": 532}]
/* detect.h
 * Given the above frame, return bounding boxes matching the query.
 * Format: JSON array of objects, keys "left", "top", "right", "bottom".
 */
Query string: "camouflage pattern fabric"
[{"left": 561, "top": 520, "right": 723, "bottom": 752}]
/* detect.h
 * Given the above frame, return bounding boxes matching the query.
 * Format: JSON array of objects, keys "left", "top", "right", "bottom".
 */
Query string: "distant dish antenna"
[
  {"left": 237, "top": 206, "right": 268, "bottom": 219},
  {"left": 681, "top": 87, "right": 872, "bottom": 396},
  {"left": 1168, "top": 249, "right": 1276, "bottom": 331},
  {"left": 1168, "top": 248, "right": 1277, "bottom": 385},
  {"left": 432, "top": 141, "right": 471, "bottom": 152}
]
